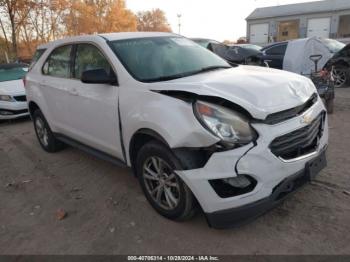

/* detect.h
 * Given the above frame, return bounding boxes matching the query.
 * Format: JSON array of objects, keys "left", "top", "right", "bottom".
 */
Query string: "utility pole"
[
  {"left": 177, "top": 14, "right": 182, "bottom": 34},
  {"left": 5, "top": 51, "right": 9, "bottom": 63}
]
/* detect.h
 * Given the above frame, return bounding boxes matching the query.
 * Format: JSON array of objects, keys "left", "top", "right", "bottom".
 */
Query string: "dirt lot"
[{"left": 0, "top": 89, "right": 350, "bottom": 255}]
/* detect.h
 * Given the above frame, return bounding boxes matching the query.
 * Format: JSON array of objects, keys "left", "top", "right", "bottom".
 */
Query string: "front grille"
[
  {"left": 14, "top": 95, "right": 27, "bottom": 102},
  {"left": 270, "top": 112, "right": 325, "bottom": 160},
  {"left": 264, "top": 93, "right": 318, "bottom": 125}
]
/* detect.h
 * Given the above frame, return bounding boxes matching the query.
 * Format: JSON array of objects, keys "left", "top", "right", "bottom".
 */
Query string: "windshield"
[
  {"left": 321, "top": 39, "right": 346, "bottom": 53},
  {"left": 0, "top": 64, "right": 27, "bottom": 83},
  {"left": 110, "top": 37, "right": 230, "bottom": 82}
]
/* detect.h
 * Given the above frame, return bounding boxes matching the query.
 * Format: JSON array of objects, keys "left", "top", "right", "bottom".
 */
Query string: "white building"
[{"left": 246, "top": 0, "right": 350, "bottom": 45}]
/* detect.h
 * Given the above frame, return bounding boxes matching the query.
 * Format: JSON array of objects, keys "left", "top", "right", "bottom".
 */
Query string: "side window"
[
  {"left": 42, "top": 45, "right": 72, "bottom": 78},
  {"left": 265, "top": 44, "right": 287, "bottom": 55},
  {"left": 73, "top": 44, "right": 113, "bottom": 79}
]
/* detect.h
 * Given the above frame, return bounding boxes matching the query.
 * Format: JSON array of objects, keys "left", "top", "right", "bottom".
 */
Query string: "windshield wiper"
[
  {"left": 144, "top": 65, "right": 231, "bottom": 82},
  {"left": 143, "top": 72, "right": 195, "bottom": 82}
]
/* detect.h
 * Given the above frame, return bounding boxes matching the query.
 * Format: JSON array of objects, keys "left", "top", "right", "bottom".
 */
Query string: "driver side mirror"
[{"left": 81, "top": 69, "right": 118, "bottom": 85}]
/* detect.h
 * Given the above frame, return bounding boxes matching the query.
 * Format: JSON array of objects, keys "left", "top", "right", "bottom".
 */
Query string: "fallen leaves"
[{"left": 56, "top": 209, "right": 67, "bottom": 220}]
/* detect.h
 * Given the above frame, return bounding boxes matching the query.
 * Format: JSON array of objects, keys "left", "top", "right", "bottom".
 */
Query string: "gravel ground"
[{"left": 0, "top": 89, "right": 349, "bottom": 255}]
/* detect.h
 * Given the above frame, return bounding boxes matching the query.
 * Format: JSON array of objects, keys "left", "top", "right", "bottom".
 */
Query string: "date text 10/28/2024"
[{"left": 127, "top": 256, "right": 219, "bottom": 261}]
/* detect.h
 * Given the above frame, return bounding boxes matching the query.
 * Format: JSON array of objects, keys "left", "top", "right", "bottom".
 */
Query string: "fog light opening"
[
  {"left": 209, "top": 175, "right": 257, "bottom": 198},
  {"left": 223, "top": 175, "right": 252, "bottom": 188}
]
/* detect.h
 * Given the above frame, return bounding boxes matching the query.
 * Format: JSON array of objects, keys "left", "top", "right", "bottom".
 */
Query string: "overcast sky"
[{"left": 127, "top": 0, "right": 320, "bottom": 41}]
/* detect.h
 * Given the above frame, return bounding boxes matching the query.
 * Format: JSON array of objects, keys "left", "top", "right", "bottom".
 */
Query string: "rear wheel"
[
  {"left": 136, "top": 141, "right": 196, "bottom": 221},
  {"left": 33, "top": 109, "right": 65, "bottom": 152}
]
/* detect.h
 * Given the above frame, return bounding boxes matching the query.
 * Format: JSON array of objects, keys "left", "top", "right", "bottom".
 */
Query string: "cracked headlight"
[
  {"left": 0, "top": 95, "right": 14, "bottom": 102},
  {"left": 194, "top": 100, "right": 256, "bottom": 148}
]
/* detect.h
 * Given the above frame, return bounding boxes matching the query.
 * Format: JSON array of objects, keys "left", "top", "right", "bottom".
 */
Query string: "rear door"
[
  {"left": 65, "top": 43, "right": 123, "bottom": 158},
  {"left": 41, "top": 44, "right": 74, "bottom": 132},
  {"left": 261, "top": 43, "right": 288, "bottom": 69}
]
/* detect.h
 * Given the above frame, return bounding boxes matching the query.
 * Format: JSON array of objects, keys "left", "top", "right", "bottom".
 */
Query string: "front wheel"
[{"left": 136, "top": 141, "right": 196, "bottom": 221}]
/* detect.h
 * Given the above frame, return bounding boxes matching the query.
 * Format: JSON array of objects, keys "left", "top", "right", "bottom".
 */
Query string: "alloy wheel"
[
  {"left": 35, "top": 117, "right": 49, "bottom": 147},
  {"left": 142, "top": 156, "right": 180, "bottom": 210},
  {"left": 333, "top": 68, "right": 347, "bottom": 88}
]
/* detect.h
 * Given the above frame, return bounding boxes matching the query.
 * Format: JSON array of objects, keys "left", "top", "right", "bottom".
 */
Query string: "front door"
[{"left": 65, "top": 43, "right": 123, "bottom": 159}]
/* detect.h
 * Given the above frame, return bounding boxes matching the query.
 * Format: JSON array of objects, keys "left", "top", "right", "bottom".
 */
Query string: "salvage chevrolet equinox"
[{"left": 25, "top": 33, "right": 328, "bottom": 228}]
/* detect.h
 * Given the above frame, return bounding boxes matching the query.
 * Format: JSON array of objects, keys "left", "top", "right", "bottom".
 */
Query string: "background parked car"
[
  {"left": 324, "top": 43, "right": 350, "bottom": 88},
  {"left": 0, "top": 63, "right": 29, "bottom": 120},
  {"left": 191, "top": 38, "right": 263, "bottom": 66},
  {"left": 230, "top": 43, "right": 262, "bottom": 52},
  {"left": 190, "top": 38, "right": 222, "bottom": 49},
  {"left": 258, "top": 42, "right": 287, "bottom": 69},
  {"left": 258, "top": 37, "right": 349, "bottom": 88}
]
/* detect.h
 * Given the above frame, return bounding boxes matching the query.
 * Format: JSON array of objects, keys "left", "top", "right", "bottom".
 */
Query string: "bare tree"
[{"left": 0, "top": 0, "right": 32, "bottom": 58}]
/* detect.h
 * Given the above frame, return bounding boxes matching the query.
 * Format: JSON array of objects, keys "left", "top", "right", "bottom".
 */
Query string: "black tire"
[
  {"left": 326, "top": 99, "right": 334, "bottom": 114},
  {"left": 33, "top": 109, "right": 65, "bottom": 152},
  {"left": 135, "top": 140, "right": 196, "bottom": 221},
  {"left": 333, "top": 65, "right": 349, "bottom": 88}
]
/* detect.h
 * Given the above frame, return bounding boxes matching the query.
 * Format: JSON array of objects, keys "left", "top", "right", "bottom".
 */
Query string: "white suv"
[{"left": 25, "top": 32, "right": 328, "bottom": 228}]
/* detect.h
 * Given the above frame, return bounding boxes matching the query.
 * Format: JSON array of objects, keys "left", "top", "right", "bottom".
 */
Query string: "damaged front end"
[
  {"left": 152, "top": 87, "right": 327, "bottom": 229},
  {"left": 153, "top": 89, "right": 261, "bottom": 217}
]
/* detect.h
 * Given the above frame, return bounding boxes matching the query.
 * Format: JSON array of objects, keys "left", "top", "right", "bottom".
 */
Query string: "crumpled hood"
[
  {"left": 150, "top": 66, "right": 316, "bottom": 120},
  {"left": 0, "top": 79, "right": 25, "bottom": 96}
]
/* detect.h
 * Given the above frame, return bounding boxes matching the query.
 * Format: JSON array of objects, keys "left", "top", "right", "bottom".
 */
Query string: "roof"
[
  {"left": 99, "top": 32, "right": 176, "bottom": 41},
  {"left": 246, "top": 0, "right": 350, "bottom": 20},
  {"left": 37, "top": 32, "right": 177, "bottom": 49}
]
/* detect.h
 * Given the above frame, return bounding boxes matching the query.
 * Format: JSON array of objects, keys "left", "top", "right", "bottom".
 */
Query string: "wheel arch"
[
  {"left": 128, "top": 128, "right": 217, "bottom": 175},
  {"left": 333, "top": 59, "right": 350, "bottom": 68},
  {"left": 28, "top": 101, "right": 40, "bottom": 117},
  {"left": 128, "top": 128, "right": 170, "bottom": 174}
]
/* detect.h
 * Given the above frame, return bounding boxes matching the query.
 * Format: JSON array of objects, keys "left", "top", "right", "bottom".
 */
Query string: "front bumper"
[
  {"left": 206, "top": 149, "right": 326, "bottom": 228},
  {"left": 176, "top": 97, "right": 328, "bottom": 228},
  {"left": 0, "top": 101, "right": 29, "bottom": 120}
]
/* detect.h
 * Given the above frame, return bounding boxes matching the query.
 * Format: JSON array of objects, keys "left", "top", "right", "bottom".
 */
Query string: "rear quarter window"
[{"left": 29, "top": 49, "right": 46, "bottom": 70}]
